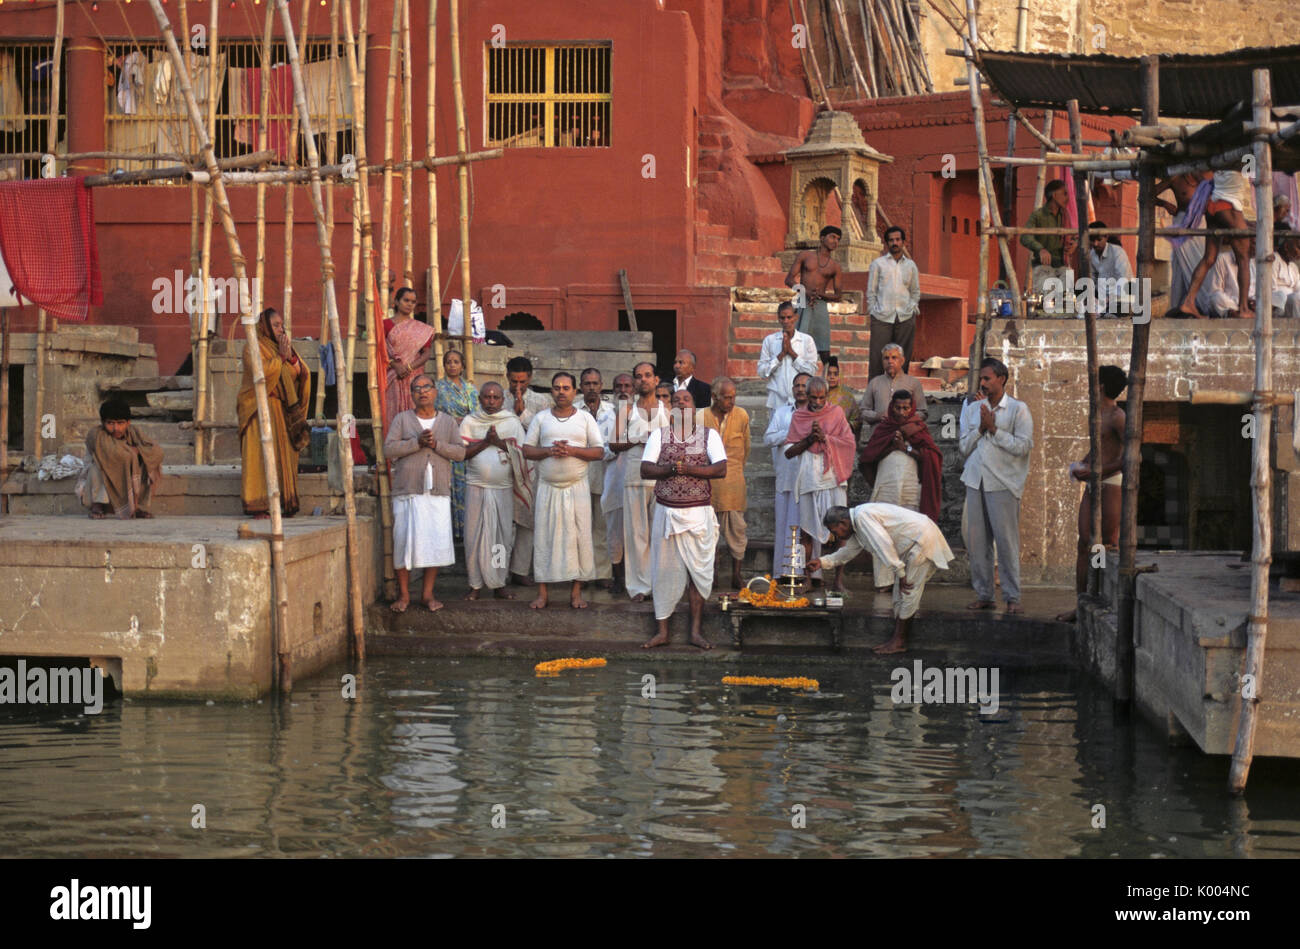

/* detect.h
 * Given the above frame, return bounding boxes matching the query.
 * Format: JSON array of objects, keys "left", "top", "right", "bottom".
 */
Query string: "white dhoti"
[
  {"left": 797, "top": 485, "right": 846, "bottom": 578},
  {"left": 590, "top": 494, "right": 613, "bottom": 580},
  {"left": 392, "top": 494, "right": 454, "bottom": 570},
  {"left": 533, "top": 479, "right": 595, "bottom": 583},
  {"left": 623, "top": 482, "right": 656, "bottom": 597},
  {"left": 893, "top": 559, "right": 938, "bottom": 620},
  {"left": 870, "top": 453, "right": 920, "bottom": 587},
  {"left": 650, "top": 503, "right": 718, "bottom": 621},
  {"left": 511, "top": 523, "right": 533, "bottom": 575},
  {"left": 465, "top": 484, "right": 515, "bottom": 590}
]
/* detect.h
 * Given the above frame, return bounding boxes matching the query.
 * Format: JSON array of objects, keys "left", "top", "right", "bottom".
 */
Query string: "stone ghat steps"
[
  {"left": 97, "top": 374, "right": 195, "bottom": 460},
  {"left": 2, "top": 464, "right": 378, "bottom": 518},
  {"left": 693, "top": 203, "right": 787, "bottom": 289}
]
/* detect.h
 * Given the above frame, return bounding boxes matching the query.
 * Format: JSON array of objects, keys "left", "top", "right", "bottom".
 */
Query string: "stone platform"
[
  {"left": 0, "top": 514, "right": 381, "bottom": 699},
  {"left": 1075, "top": 552, "right": 1300, "bottom": 758}
]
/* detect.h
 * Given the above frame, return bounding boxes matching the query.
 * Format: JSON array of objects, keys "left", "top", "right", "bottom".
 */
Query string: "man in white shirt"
[
  {"left": 756, "top": 301, "right": 819, "bottom": 410},
  {"left": 506, "top": 355, "right": 553, "bottom": 586},
  {"left": 810, "top": 503, "right": 954, "bottom": 654},
  {"left": 764, "top": 372, "right": 809, "bottom": 574},
  {"left": 959, "top": 357, "right": 1033, "bottom": 614},
  {"left": 867, "top": 226, "right": 921, "bottom": 379},
  {"left": 580, "top": 368, "right": 617, "bottom": 586},
  {"left": 612, "top": 361, "right": 669, "bottom": 602},
  {"left": 1086, "top": 221, "right": 1134, "bottom": 317},
  {"left": 640, "top": 390, "right": 728, "bottom": 650},
  {"left": 600, "top": 372, "right": 634, "bottom": 592},
  {"left": 1268, "top": 233, "right": 1300, "bottom": 318}
]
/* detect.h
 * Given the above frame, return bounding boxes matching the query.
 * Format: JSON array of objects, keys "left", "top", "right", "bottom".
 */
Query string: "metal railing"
[{"left": 485, "top": 43, "right": 611, "bottom": 148}]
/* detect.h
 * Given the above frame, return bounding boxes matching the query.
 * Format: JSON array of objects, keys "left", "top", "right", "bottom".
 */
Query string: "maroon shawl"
[{"left": 859, "top": 408, "right": 943, "bottom": 522}]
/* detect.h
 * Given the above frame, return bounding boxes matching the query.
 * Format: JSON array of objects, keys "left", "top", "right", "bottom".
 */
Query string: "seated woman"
[
  {"left": 383, "top": 286, "right": 433, "bottom": 431},
  {"left": 77, "top": 398, "right": 164, "bottom": 519},
  {"left": 435, "top": 348, "right": 478, "bottom": 540},
  {"left": 383, "top": 373, "right": 466, "bottom": 612},
  {"left": 239, "top": 307, "right": 311, "bottom": 518}
]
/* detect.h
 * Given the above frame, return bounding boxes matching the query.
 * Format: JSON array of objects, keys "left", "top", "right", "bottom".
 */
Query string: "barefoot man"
[
  {"left": 460, "top": 381, "right": 528, "bottom": 600},
  {"left": 785, "top": 376, "right": 856, "bottom": 590},
  {"left": 785, "top": 225, "right": 841, "bottom": 363},
  {"left": 612, "top": 361, "right": 668, "bottom": 602},
  {"left": 641, "top": 390, "right": 727, "bottom": 650},
  {"left": 810, "top": 503, "right": 953, "bottom": 654},
  {"left": 521, "top": 372, "right": 606, "bottom": 610},
  {"left": 1176, "top": 169, "right": 1254, "bottom": 320},
  {"left": 1057, "top": 365, "right": 1128, "bottom": 623}
]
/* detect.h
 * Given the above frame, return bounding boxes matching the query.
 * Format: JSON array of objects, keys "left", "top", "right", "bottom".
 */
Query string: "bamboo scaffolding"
[
  {"left": 377, "top": 0, "right": 402, "bottom": 363},
  {"left": 193, "top": 0, "right": 219, "bottom": 466},
  {"left": 856, "top": 0, "right": 879, "bottom": 99},
  {"left": 315, "top": 0, "right": 342, "bottom": 423},
  {"left": 144, "top": 0, "right": 292, "bottom": 693},
  {"left": 273, "top": 0, "right": 365, "bottom": 663},
  {"left": 449, "top": 0, "right": 474, "bottom": 381},
  {"left": 795, "top": 0, "right": 834, "bottom": 111},
  {"left": 254, "top": 0, "right": 276, "bottom": 325},
  {"left": 831, "top": 0, "right": 869, "bottom": 98},
  {"left": 1070, "top": 99, "right": 1103, "bottom": 599},
  {"left": 1115, "top": 55, "right": 1160, "bottom": 707},
  {"left": 342, "top": 0, "right": 396, "bottom": 597},
  {"left": 427, "top": 0, "right": 446, "bottom": 375},
  {"left": 1228, "top": 68, "right": 1277, "bottom": 796},
  {"left": 401, "top": 0, "right": 415, "bottom": 287},
  {"left": 963, "top": 30, "right": 989, "bottom": 393},
  {"left": 987, "top": 226, "right": 1260, "bottom": 239},
  {"left": 180, "top": 0, "right": 200, "bottom": 473},
  {"left": 33, "top": 0, "right": 64, "bottom": 460},
  {"left": 283, "top": 0, "right": 311, "bottom": 337}
]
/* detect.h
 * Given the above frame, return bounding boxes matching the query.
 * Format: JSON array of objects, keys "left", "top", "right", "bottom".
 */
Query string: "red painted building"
[{"left": 1, "top": 0, "right": 1136, "bottom": 382}]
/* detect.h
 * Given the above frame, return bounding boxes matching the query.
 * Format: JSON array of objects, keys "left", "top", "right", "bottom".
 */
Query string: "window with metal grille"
[
  {"left": 485, "top": 43, "right": 611, "bottom": 149},
  {"left": 105, "top": 40, "right": 354, "bottom": 178},
  {"left": 0, "top": 43, "right": 68, "bottom": 181}
]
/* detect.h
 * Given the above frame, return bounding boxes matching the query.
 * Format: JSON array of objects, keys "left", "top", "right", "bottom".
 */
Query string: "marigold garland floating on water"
[
  {"left": 737, "top": 577, "right": 810, "bottom": 609},
  {"left": 722, "top": 675, "right": 819, "bottom": 691},
  {"left": 534, "top": 657, "right": 608, "bottom": 676}
]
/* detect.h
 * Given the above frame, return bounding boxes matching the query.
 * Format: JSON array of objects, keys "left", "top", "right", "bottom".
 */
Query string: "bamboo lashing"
[
  {"left": 1228, "top": 68, "right": 1277, "bottom": 797},
  {"left": 342, "top": 0, "right": 396, "bottom": 596},
  {"left": 144, "top": 0, "right": 293, "bottom": 693},
  {"left": 448, "top": 0, "right": 474, "bottom": 381},
  {"left": 273, "top": 0, "right": 365, "bottom": 663}
]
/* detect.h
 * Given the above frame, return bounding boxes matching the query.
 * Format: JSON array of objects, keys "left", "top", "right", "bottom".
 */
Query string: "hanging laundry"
[
  {"left": 116, "top": 51, "right": 146, "bottom": 115},
  {"left": 0, "top": 51, "right": 23, "bottom": 133}
]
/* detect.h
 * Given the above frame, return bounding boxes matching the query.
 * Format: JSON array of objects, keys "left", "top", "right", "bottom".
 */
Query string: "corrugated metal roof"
[{"left": 977, "top": 45, "right": 1300, "bottom": 119}]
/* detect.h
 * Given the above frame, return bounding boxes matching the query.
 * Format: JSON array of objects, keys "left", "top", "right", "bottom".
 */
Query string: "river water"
[{"left": 1, "top": 655, "right": 1297, "bottom": 858}]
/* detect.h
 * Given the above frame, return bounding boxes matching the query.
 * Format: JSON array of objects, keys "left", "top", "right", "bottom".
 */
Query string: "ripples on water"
[{"left": 1, "top": 656, "right": 1298, "bottom": 858}]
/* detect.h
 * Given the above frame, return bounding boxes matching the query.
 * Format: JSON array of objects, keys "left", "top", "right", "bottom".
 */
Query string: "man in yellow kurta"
[{"left": 698, "top": 376, "right": 750, "bottom": 589}]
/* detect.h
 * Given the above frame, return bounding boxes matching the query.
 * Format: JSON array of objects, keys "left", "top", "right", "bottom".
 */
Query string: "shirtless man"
[
  {"left": 1057, "top": 365, "right": 1128, "bottom": 623},
  {"left": 785, "top": 224, "right": 842, "bottom": 362},
  {"left": 1155, "top": 171, "right": 1210, "bottom": 314},
  {"left": 1175, "top": 169, "right": 1253, "bottom": 320}
]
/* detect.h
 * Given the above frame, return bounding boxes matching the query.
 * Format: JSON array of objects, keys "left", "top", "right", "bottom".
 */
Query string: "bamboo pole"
[
  {"left": 831, "top": 0, "right": 869, "bottom": 99},
  {"left": 1, "top": 309, "right": 10, "bottom": 513},
  {"left": 1228, "top": 68, "right": 1276, "bottom": 796},
  {"left": 343, "top": 0, "right": 396, "bottom": 597},
  {"left": 193, "top": 0, "right": 219, "bottom": 466},
  {"left": 33, "top": 0, "right": 65, "bottom": 459},
  {"left": 315, "top": 0, "right": 342, "bottom": 423},
  {"left": 1070, "top": 100, "right": 1103, "bottom": 599},
  {"left": 180, "top": 0, "right": 200, "bottom": 466},
  {"left": 449, "top": 0, "right": 474, "bottom": 381},
  {"left": 283, "top": 0, "right": 311, "bottom": 337},
  {"left": 795, "top": 0, "right": 834, "bottom": 111},
  {"left": 963, "top": 29, "right": 989, "bottom": 393},
  {"left": 401, "top": 0, "right": 414, "bottom": 286},
  {"left": 378, "top": 0, "right": 402, "bottom": 363},
  {"left": 254, "top": 0, "right": 275, "bottom": 322},
  {"left": 144, "top": 0, "right": 293, "bottom": 693},
  {"left": 855, "top": 0, "right": 878, "bottom": 99},
  {"left": 1116, "top": 55, "right": 1160, "bottom": 706},
  {"left": 987, "top": 225, "right": 1259, "bottom": 239},
  {"left": 274, "top": 0, "right": 365, "bottom": 662},
  {"left": 427, "top": 0, "right": 446, "bottom": 375}
]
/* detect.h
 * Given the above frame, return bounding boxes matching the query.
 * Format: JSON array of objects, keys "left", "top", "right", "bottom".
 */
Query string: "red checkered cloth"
[{"left": 0, "top": 177, "right": 103, "bottom": 322}]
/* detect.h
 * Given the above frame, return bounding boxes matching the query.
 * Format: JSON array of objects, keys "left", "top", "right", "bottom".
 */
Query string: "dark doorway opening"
[{"left": 619, "top": 309, "right": 676, "bottom": 382}]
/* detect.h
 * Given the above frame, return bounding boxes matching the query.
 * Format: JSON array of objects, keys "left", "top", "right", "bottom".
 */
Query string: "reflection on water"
[{"left": 1, "top": 656, "right": 1298, "bottom": 858}]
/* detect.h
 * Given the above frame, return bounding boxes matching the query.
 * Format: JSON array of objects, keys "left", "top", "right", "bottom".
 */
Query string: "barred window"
[
  {"left": 0, "top": 43, "right": 68, "bottom": 181},
  {"left": 105, "top": 40, "right": 354, "bottom": 178},
  {"left": 485, "top": 43, "right": 611, "bottom": 149}
]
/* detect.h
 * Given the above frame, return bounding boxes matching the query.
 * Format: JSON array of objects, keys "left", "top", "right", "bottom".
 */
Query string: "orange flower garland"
[
  {"left": 534, "top": 657, "right": 607, "bottom": 676},
  {"left": 722, "top": 675, "right": 819, "bottom": 691},
  {"left": 737, "top": 577, "right": 809, "bottom": 609}
]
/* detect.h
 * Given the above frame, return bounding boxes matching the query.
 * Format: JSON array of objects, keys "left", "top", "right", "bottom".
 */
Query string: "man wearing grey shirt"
[{"left": 959, "top": 357, "right": 1033, "bottom": 614}]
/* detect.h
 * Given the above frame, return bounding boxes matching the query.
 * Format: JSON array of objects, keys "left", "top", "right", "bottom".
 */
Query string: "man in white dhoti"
[
  {"left": 784, "top": 376, "right": 856, "bottom": 590},
  {"left": 640, "top": 389, "right": 728, "bottom": 650},
  {"left": 507, "top": 355, "right": 553, "bottom": 587},
  {"left": 460, "top": 381, "right": 529, "bottom": 600},
  {"left": 810, "top": 504, "right": 954, "bottom": 655},
  {"left": 521, "top": 372, "right": 606, "bottom": 610},
  {"left": 763, "top": 372, "right": 809, "bottom": 574},
  {"left": 580, "top": 368, "right": 616, "bottom": 586},
  {"left": 383, "top": 374, "right": 465, "bottom": 612},
  {"left": 601, "top": 373, "right": 635, "bottom": 592},
  {"left": 610, "top": 361, "right": 668, "bottom": 602},
  {"left": 1267, "top": 233, "right": 1300, "bottom": 318}
]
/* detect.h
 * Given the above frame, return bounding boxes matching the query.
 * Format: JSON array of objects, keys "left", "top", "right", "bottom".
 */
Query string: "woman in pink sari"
[{"left": 383, "top": 286, "right": 435, "bottom": 432}]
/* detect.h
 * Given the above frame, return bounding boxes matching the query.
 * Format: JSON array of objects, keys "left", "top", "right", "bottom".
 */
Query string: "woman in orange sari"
[
  {"left": 239, "top": 307, "right": 311, "bottom": 517},
  {"left": 383, "top": 286, "right": 434, "bottom": 431}
]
